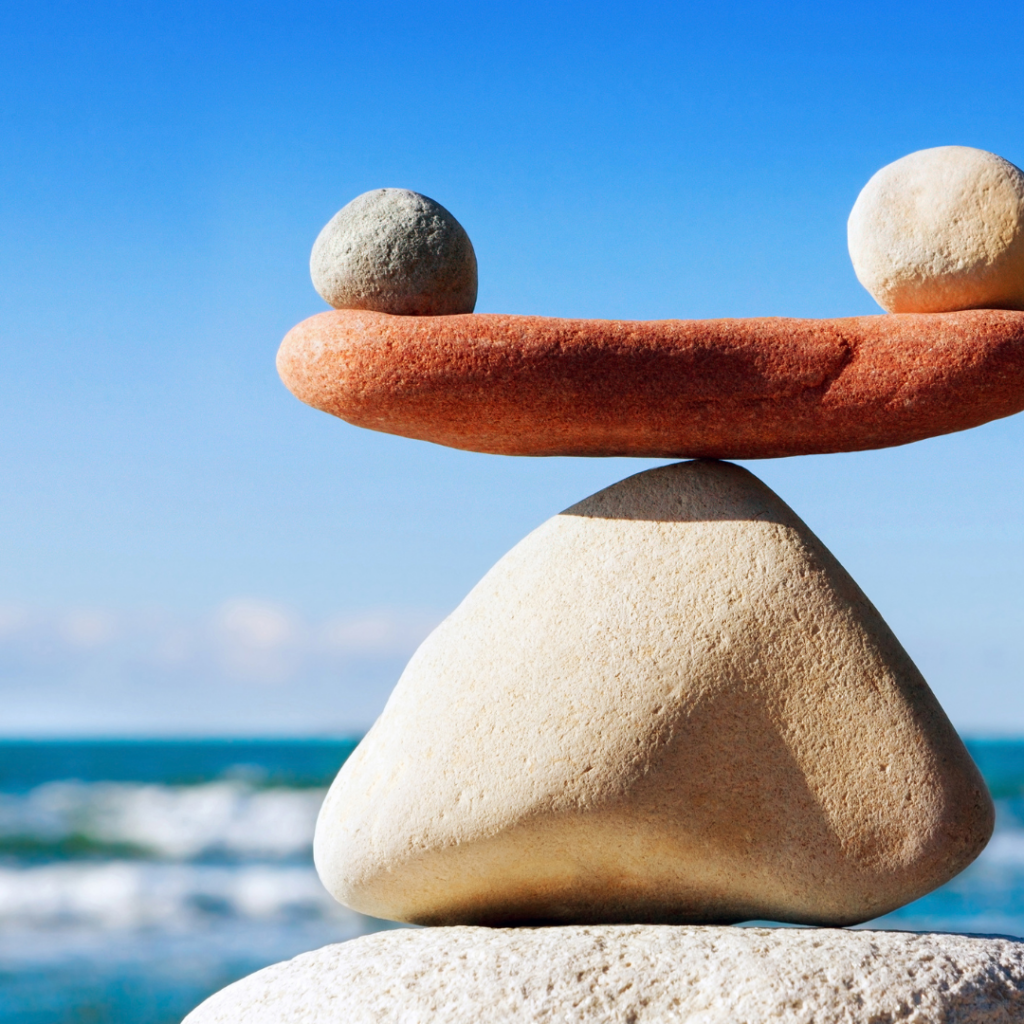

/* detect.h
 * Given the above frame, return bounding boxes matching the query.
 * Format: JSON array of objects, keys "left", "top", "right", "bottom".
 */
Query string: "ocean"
[{"left": 1, "top": 737, "right": 1023, "bottom": 1023}]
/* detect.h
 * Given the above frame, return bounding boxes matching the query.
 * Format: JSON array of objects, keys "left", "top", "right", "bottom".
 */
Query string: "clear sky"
[{"left": 2, "top": 0, "right": 1023, "bottom": 734}]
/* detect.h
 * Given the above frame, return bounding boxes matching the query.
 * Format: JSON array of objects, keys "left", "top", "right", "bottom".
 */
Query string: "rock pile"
[{"left": 186, "top": 167, "right": 1024, "bottom": 1022}]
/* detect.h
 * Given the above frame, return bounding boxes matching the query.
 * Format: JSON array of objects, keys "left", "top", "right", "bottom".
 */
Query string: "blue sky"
[{"left": 2, "top": 0, "right": 1023, "bottom": 733}]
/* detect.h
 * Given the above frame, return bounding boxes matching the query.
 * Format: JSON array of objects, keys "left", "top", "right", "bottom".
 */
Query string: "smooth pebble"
[
  {"left": 310, "top": 188, "right": 477, "bottom": 316},
  {"left": 848, "top": 146, "right": 1024, "bottom": 313}
]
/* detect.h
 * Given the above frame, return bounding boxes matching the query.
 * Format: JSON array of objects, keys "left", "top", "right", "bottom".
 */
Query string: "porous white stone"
[
  {"left": 848, "top": 146, "right": 1024, "bottom": 313},
  {"left": 313, "top": 461, "right": 992, "bottom": 928},
  {"left": 183, "top": 925, "right": 1024, "bottom": 1023},
  {"left": 310, "top": 188, "right": 477, "bottom": 316}
]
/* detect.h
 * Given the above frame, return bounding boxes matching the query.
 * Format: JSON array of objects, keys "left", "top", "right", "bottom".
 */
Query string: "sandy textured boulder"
[
  {"left": 310, "top": 188, "right": 477, "bottom": 316},
  {"left": 849, "top": 146, "right": 1024, "bottom": 313},
  {"left": 276, "top": 308, "right": 1024, "bottom": 458},
  {"left": 315, "top": 461, "right": 992, "bottom": 927},
  {"left": 183, "top": 925, "right": 1024, "bottom": 1023}
]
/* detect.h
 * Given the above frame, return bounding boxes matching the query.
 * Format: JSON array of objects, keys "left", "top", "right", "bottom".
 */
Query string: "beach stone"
[
  {"left": 276, "top": 307, "right": 1024, "bottom": 458},
  {"left": 182, "top": 925, "right": 1024, "bottom": 1023},
  {"left": 310, "top": 189, "right": 477, "bottom": 316},
  {"left": 849, "top": 146, "right": 1024, "bottom": 313},
  {"left": 314, "top": 461, "right": 992, "bottom": 928}
]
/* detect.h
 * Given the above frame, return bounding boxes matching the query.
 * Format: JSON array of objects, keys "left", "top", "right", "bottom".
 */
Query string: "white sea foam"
[
  {"left": 0, "top": 861, "right": 353, "bottom": 931},
  {"left": 0, "top": 781, "right": 324, "bottom": 859}
]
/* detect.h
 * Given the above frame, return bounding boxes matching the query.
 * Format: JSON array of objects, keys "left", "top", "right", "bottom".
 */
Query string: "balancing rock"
[
  {"left": 314, "top": 461, "right": 992, "bottom": 928},
  {"left": 276, "top": 307, "right": 1024, "bottom": 458},
  {"left": 849, "top": 146, "right": 1024, "bottom": 313},
  {"left": 183, "top": 925, "right": 1024, "bottom": 1024},
  {"left": 310, "top": 188, "right": 477, "bottom": 316}
]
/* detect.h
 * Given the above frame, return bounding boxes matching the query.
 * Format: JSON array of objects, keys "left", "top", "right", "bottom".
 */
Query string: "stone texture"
[
  {"left": 848, "top": 146, "right": 1024, "bottom": 314},
  {"left": 310, "top": 189, "right": 477, "bottom": 316},
  {"left": 276, "top": 307, "right": 1024, "bottom": 458},
  {"left": 314, "top": 461, "right": 992, "bottom": 928},
  {"left": 183, "top": 925, "right": 1024, "bottom": 1023}
]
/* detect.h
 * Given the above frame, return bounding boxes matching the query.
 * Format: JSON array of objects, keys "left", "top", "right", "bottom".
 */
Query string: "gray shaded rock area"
[
  {"left": 310, "top": 188, "right": 477, "bottom": 315},
  {"left": 183, "top": 925, "right": 1024, "bottom": 1023}
]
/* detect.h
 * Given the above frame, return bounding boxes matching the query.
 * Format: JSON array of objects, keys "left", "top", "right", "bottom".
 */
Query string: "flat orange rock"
[{"left": 276, "top": 308, "right": 1024, "bottom": 458}]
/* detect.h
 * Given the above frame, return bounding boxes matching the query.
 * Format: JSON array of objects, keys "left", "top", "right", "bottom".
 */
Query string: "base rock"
[{"left": 183, "top": 925, "right": 1024, "bottom": 1023}]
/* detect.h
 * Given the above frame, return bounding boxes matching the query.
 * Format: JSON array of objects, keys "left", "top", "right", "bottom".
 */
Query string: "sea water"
[{"left": 1, "top": 738, "right": 1023, "bottom": 1023}]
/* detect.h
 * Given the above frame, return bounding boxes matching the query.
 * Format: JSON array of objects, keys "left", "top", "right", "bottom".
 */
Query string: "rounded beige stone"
[
  {"left": 848, "top": 146, "right": 1024, "bottom": 313},
  {"left": 183, "top": 925, "right": 1024, "bottom": 1023},
  {"left": 314, "top": 461, "right": 992, "bottom": 928},
  {"left": 310, "top": 188, "right": 477, "bottom": 316}
]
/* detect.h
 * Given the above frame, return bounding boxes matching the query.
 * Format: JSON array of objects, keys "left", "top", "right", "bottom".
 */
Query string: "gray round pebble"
[{"left": 310, "top": 188, "right": 477, "bottom": 316}]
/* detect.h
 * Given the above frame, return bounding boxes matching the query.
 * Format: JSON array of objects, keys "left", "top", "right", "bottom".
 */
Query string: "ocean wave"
[
  {"left": 0, "top": 781, "right": 323, "bottom": 861},
  {"left": 0, "top": 861, "right": 354, "bottom": 931}
]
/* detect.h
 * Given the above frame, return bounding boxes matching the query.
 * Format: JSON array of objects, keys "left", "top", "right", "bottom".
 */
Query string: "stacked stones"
[{"left": 187, "top": 151, "right": 1024, "bottom": 1022}]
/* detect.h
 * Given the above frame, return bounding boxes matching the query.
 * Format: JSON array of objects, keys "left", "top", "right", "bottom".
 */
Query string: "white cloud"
[
  {"left": 211, "top": 600, "right": 302, "bottom": 683},
  {"left": 0, "top": 606, "right": 31, "bottom": 639},
  {"left": 319, "top": 609, "right": 441, "bottom": 656},
  {"left": 60, "top": 609, "right": 119, "bottom": 649},
  {"left": 215, "top": 601, "right": 297, "bottom": 650},
  {"left": 0, "top": 601, "right": 444, "bottom": 735}
]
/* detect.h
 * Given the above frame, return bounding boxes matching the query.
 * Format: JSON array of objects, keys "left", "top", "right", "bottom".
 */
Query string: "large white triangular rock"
[{"left": 315, "top": 460, "right": 992, "bottom": 926}]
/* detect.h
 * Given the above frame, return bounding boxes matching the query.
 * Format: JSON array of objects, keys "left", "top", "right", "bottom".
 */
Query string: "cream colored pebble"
[{"left": 848, "top": 146, "right": 1024, "bottom": 313}]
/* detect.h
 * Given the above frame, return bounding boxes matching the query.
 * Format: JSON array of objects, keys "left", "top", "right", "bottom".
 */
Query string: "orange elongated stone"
[{"left": 276, "top": 308, "right": 1024, "bottom": 458}]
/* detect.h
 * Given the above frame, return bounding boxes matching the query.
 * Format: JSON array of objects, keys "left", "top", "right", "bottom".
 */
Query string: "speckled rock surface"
[
  {"left": 310, "top": 189, "right": 477, "bottom": 316},
  {"left": 313, "top": 461, "right": 992, "bottom": 928},
  {"left": 848, "top": 146, "right": 1024, "bottom": 314},
  {"left": 182, "top": 925, "right": 1024, "bottom": 1023},
  {"left": 276, "top": 308, "right": 1024, "bottom": 458}
]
